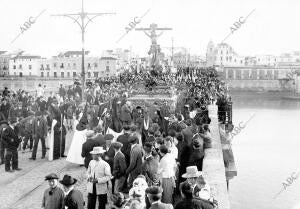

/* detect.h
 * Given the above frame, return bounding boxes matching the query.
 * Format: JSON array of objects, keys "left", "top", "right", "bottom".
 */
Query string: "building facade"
[
  {"left": 38, "top": 51, "right": 117, "bottom": 79},
  {"left": 206, "top": 41, "right": 245, "bottom": 67},
  {"left": 0, "top": 51, "right": 10, "bottom": 77},
  {"left": 9, "top": 54, "right": 41, "bottom": 77}
]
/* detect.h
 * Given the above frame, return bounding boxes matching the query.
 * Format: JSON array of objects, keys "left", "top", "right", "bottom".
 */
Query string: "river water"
[{"left": 229, "top": 92, "right": 300, "bottom": 209}]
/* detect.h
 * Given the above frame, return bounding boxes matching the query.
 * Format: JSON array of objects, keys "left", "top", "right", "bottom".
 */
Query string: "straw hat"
[
  {"left": 182, "top": 166, "right": 203, "bottom": 178},
  {"left": 90, "top": 147, "right": 106, "bottom": 155}
]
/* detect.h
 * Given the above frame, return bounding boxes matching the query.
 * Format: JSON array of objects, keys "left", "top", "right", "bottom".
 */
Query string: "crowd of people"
[{"left": 0, "top": 66, "right": 231, "bottom": 209}]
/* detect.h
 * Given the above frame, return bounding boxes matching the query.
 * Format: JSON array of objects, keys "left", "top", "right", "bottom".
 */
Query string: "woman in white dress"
[{"left": 66, "top": 111, "right": 88, "bottom": 165}]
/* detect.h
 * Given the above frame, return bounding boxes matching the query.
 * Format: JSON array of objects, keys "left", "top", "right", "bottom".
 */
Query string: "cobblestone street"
[{"left": 0, "top": 131, "right": 89, "bottom": 209}]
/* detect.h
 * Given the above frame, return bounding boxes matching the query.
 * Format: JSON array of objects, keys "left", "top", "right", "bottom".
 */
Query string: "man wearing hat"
[
  {"left": 0, "top": 120, "right": 9, "bottom": 165},
  {"left": 81, "top": 130, "right": 100, "bottom": 168},
  {"left": 126, "top": 135, "right": 143, "bottom": 188},
  {"left": 182, "top": 104, "right": 190, "bottom": 121},
  {"left": 30, "top": 111, "right": 48, "bottom": 160},
  {"left": 42, "top": 173, "right": 65, "bottom": 209},
  {"left": 117, "top": 125, "right": 132, "bottom": 166},
  {"left": 175, "top": 181, "right": 213, "bottom": 209},
  {"left": 60, "top": 174, "right": 84, "bottom": 209},
  {"left": 87, "top": 146, "right": 112, "bottom": 209},
  {"left": 145, "top": 186, "right": 173, "bottom": 209},
  {"left": 189, "top": 135, "right": 205, "bottom": 171},
  {"left": 111, "top": 142, "right": 127, "bottom": 193},
  {"left": 142, "top": 142, "right": 159, "bottom": 187},
  {"left": 181, "top": 166, "right": 211, "bottom": 201},
  {"left": 2, "top": 119, "right": 22, "bottom": 172}
]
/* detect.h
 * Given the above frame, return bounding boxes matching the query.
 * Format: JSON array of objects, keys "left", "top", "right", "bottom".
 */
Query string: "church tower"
[{"left": 206, "top": 40, "right": 215, "bottom": 67}]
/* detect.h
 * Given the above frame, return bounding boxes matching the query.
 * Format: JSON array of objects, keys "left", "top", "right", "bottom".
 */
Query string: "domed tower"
[{"left": 206, "top": 40, "right": 215, "bottom": 67}]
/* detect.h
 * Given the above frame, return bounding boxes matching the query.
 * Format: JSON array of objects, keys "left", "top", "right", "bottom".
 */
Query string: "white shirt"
[
  {"left": 158, "top": 153, "right": 177, "bottom": 178},
  {"left": 169, "top": 144, "right": 178, "bottom": 160}
]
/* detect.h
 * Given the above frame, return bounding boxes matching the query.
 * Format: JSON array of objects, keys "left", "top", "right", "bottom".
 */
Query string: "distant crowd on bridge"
[{"left": 0, "top": 66, "right": 232, "bottom": 209}]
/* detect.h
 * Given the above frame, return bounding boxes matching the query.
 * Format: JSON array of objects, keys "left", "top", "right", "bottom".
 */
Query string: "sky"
[{"left": 1, "top": 0, "right": 300, "bottom": 58}]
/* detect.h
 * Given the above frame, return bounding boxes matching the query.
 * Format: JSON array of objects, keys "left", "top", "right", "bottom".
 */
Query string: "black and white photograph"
[{"left": 0, "top": 0, "right": 299, "bottom": 208}]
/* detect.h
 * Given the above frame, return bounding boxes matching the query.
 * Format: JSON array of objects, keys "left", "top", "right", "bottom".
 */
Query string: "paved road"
[{"left": 0, "top": 130, "right": 89, "bottom": 209}]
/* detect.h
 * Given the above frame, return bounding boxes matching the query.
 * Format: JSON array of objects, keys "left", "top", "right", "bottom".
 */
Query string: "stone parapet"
[{"left": 202, "top": 105, "right": 231, "bottom": 209}]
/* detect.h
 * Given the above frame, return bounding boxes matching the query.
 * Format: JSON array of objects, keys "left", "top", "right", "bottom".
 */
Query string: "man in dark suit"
[
  {"left": 146, "top": 186, "right": 173, "bottom": 209},
  {"left": 60, "top": 175, "right": 84, "bottom": 209},
  {"left": 111, "top": 142, "right": 127, "bottom": 193},
  {"left": 182, "top": 119, "right": 194, "bottom": 145},
  {"left": 81, "top": 131, "right": 100, "bottom": 168},
  {"left": 2, "top": 119, "right": 22, "bottom": 172},
  {"left": 126, "top": 135, "right": 143, "bottom": 188},
  {"left": 120, "top": 102, "right": 132, "bottom": 127},
  {"left": 0, "top": 120, "right": 9, "bottom": 165},
  {"left": 30, "top": 112, "right": 48, "bottom": 160},
  {"left": 117, "top": 125, "right": 131, "bottom": 166}
]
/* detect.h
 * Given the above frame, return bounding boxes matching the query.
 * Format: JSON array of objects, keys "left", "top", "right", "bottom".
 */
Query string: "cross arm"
[
  {"left": 156, "top": 28, "right": 172, "bottom": 30},
  {"left": 135, "top": 28, "right": 151, "bottom": 31},
  {"left": 84, "top": 12, "right": 116, "bottom": 28},
  {"left": 51, "top": 13, "right": 82, "bottom": 29}
]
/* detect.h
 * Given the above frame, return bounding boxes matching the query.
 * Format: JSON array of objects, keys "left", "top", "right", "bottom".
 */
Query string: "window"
[
  {"left": 13, "top": 65, "right": 16, "bottom": 69},
  {"left": 19, "top": 72, "right": 23, "bottom": 77},
  {"left": 60, "top": 63, "right": 64, "bottom": 68},
  {"left": 106, "top": 66, "right": 110, "bottom": 71},
  {"left": 19, "top": 64, "right": 22, "bottom": 69},
  {"left": 46, "top": 64, "right": 50, "bottom": 69},
  {"left": 243, "top": 70, "right": 250, "bottom": 79},
  {"left": 73, "top": 63, "right": 76, "bottom": 68},
  {"left": 47, "top": 72, "right": 49, "bottom": 77},
  {"left": 228, "top": 69, "right": 234, "bottom": 79},
  {"left": 54, "top": 63, "right": 57, "bottom": 68},
  {"left": 251, "top": 69, "right": 257, "bottom": 80},
  {"left": 41, "top": 72, "right": 44, "bottom": 77},
  {"left": 259, "top": 70, "right": 265, "bottom": 79},
  {"left": 88, "top": 63, "right": 91, "bottom": 69},
  {"left": 14, "top": 72, "right": 16, "bottom": 76},
  {"left": 67, "top": 72, "right": 70, "bottom": 77},
  {"left": 94, "top": 63, "right": 98, "bottom": 68},
  {"left": 94, "top": 72, "right": 98, "bottom": 78},
  {"left": 235, "top": 70, "right": 241, "bottom": 79},
  {"left": 61, "top": 72, "right": 64, "bottom": 78},
  {"left": 106, "top": 61, "right": 109, "bottom": 65},
  {"left": 54, "top": 72, "right": 57, "bottom": 77},
  {"left": 68, "top": 63, "right": 71, "bottom": 68},
  {"left": 73, "top": 72, "right": 76, "bottom": 77},
  {"left": 240, "top": 60, "right": 243, "bottom": 64},
  {"left": 29, "top": 65, "right": 32, "bottom": 70},
  {"left": 267, "top": 70, "right": 273, "bottom": 79},
  {"left": 29, "top": 72, "right": 31, "bottom": 76},
  {"left": 274, "top": 70, "right": 279, "bottom": 79},
  {"left": 87, "top": 72, "right": 91, "bottom": 78}
]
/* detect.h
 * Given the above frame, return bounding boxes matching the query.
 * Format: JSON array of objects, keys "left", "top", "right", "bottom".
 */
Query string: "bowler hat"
[
  {"left": 59, "top": 175, "right": 77, "bottom": 186},
  {"left": 104, "top": 134, "right": 114, "bottom": 141},
  {"left": 45, "top": 173, "right": 59, "bottom": 181}
]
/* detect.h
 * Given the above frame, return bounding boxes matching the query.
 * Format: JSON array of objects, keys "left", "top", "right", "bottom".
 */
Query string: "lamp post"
[{"left": 52, "top": 0, "right": 115, "bottom": 99}]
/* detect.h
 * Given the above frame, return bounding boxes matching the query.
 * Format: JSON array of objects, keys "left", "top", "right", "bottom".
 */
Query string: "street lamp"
[{"left": 52, "top": 0, "right": 115, "bottom": 99}]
